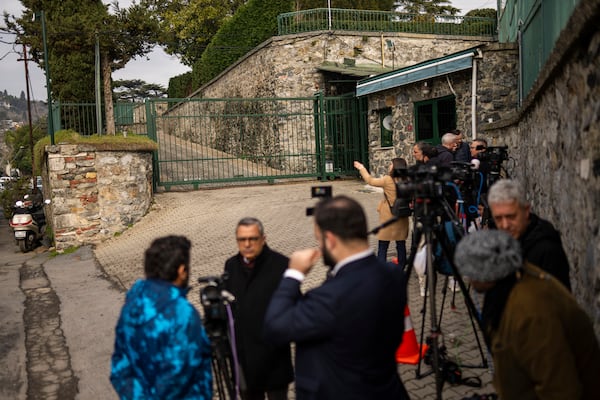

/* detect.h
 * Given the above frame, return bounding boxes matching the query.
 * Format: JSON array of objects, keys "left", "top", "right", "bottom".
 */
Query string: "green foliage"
[
  {"left": 0, "top": 178, "right": 30, "bottom": 218},
  {"left": 4, "top": 124, "right": 47, "bottom": 176},
  {"left": 153, "top": 0, "right": 236, "bottom": 67},
  {"left": 190, "top": 0, "right": 293, "bottom": 90},
  {"left": 295, "top": 0, "right": 395, "bottom": 10},
  {"left": 4, "top": 0, "right": 108, "bottom": 102},
  {"left": 4, "top": 1, "right": 161, "bottom": 102},
  {"left": 465, "top": 8, "right": 497, "bottom": 19},
  {"left": 113, "top": 79, "right": 167, "bottom": 102},
  {"left": 168, "top": 72, "right": 195, "bottom": 98},
  {"left": 395, "top": 0, "right": 460, "bottom": 15}
]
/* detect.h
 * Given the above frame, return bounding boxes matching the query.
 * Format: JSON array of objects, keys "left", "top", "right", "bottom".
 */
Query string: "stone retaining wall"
[
  {"left": 43, "top": 144, "right": 153, "bottom": 250},
  {"left": 480, "top": 0, "right": 600, "bottom": 337}
]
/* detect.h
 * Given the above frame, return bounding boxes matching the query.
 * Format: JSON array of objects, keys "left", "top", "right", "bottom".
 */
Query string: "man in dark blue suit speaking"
[{"left": 264, "top": 195, "right": 410, "bottom": 400}]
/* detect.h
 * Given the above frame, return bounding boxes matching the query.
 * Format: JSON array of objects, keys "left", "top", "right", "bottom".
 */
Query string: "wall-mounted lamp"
[{"left": 421, "top": 80, "right": 432, "bottom": 96}]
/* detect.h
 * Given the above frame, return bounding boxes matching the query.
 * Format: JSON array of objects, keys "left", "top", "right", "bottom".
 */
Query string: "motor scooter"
[{"left": 9, "top": 194, "right": 51, "bottom": 252}]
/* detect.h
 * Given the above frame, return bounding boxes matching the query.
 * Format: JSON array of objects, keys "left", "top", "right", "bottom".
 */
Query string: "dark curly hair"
[{"left": 144, "top": 235, "right": 191, "bottom": 282}]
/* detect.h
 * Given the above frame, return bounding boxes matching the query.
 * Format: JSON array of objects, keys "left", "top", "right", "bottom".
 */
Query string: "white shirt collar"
[{"left": 330, "top": 249, "right": 374, "bottom": 277}]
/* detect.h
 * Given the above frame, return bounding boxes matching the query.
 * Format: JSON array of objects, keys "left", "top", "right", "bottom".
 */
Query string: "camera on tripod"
[
  {"left": 478, "top": 146, "right": 508, "bottom": 174},
  {"left": 198, "top": 274, "right": 240, "bottom": 399},
  {"left": 395, "top": 163, "right": 475, "bottom": 201},
  {"left": 198, "top": 275, "right": 234, "bottom": 338}
]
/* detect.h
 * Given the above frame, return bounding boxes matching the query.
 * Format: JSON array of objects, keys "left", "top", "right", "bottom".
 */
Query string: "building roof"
[{"left": 356, "top": 46, "right": 482, "bottom": 96}]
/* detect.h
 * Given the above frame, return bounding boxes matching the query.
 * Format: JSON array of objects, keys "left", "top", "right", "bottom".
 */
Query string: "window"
[
  {"left": 380, "top": 108, "right": 393, "bottom": 147},
  {"left": 414, "top": 96, "right": 456, "bottom": 145}
]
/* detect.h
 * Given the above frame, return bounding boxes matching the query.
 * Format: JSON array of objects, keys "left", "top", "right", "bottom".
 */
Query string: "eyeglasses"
[{"left": 236, "top": 236, "right": 262, "bottom": 243}]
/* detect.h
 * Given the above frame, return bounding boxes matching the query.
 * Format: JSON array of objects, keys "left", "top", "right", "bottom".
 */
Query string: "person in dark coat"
[
  {"left": 434, "top": 133, "right": 457, "bottom": 167},
  {"left": 223, "top": 217, "right": 293, "bottom": 400},
  {"left": 451, "top": 129, "right": 471, "bottom": 163},
  {"left": 487, "top": 179, "right": 571, "bottom": 290},
  {"left": 264, "top": 196, "right": 410, "bottom": 400},
  {"left": 454, "top": 230, "right": 600, "bottom": 399}
]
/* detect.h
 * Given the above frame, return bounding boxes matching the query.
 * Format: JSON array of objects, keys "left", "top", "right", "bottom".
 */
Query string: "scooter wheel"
[
  {"left": 18, "top": 240, "right": 28, "bottom": 252},
  {"left": 19, "top": 233, "right": 36, "bottom": 253}
]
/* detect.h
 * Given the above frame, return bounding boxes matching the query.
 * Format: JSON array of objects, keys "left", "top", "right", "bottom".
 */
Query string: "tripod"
[
  {"left": 403, "top": 196, "right": 489, "bottom": 400},
  {"left": 199, "top": 277, "right": 244, "bottom": 400}
]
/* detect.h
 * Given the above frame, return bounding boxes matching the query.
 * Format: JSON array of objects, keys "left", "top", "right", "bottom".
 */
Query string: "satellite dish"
[{"left": 383, "top": 115, "right": 393, "bottom": 131}]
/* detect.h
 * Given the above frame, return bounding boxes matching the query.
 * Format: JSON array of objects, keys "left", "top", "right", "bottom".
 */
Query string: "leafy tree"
[
  {"left": 146, "top": 0, "right": 247, "bottom": 67},
  {"left": 394, "top": 0, "right": 460, "bottom": 15},
  {"left": 4, "top": 0, "right": 161, "bottom": 134},
  {"left": 113, "top": 79, "right": 167, "bottom": 102},
  {"left": 190, "top": 0, "right": 293, "bottom": 90},
  {"left": 295, "top": 0, "right": 395, "bottom": 11},
  {"left": 3, "top": 0, "right": 107, "bottom": 102},
  {"left": 4, "top": 123, "right": 46, "bottom": 175},
  {"left": 465, "top": 8, "right": 497, "bottom": 19}
]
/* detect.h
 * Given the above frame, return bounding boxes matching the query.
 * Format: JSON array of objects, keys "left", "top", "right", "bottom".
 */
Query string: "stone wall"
[
  {"left": 162, "top": 32, "right": 493, "bottom": 175},
  {"left": 363, "top": 42, "right": 519, "bottom": 175},
  {"left": 480, "top": 0, "right": 600, "bottom": 337},
  {"left": 43, "top": 144, "right": 153, "bottom": 250},
  {"left": 198, "top": 31, "right": 494, "bottom": 99}
]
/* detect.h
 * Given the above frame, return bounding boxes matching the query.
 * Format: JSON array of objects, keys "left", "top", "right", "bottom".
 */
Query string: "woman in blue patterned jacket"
[{"left": 110, "top": 235, "right": 212, "bottom": 399}]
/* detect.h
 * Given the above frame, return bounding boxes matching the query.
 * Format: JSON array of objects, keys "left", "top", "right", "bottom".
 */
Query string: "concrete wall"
[
  {"left": 480, "top": 0, "right": 600, "bottom": 337},
  {"left": 43, "top": 144, "right": 153, "bottom": 250}
]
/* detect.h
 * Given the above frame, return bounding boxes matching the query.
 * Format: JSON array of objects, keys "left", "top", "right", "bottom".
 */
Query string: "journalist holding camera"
[{"left": 354, "top": 158, "right": 410, "bottom": 266}]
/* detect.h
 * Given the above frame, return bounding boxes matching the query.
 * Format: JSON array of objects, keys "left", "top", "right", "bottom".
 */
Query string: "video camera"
[
  {"left": 478, "top": 146, "right": 508, "bottom": 173},
  {"left": 197, "top": 274, "right": 234, "bottom": 339},
  {"left": 395, "top": 163, "right": 474, "bottom": 201},
  {"left": 306, "top": 185, "right": 332, "bottom": 216}
]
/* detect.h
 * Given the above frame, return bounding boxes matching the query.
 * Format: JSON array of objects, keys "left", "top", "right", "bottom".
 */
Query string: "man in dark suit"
[
  {"left": 223, "top": 217, "right": 293, "bottom": 400},
  {"left": 264, "top": 196, "right": 410, "bottom": 400}
]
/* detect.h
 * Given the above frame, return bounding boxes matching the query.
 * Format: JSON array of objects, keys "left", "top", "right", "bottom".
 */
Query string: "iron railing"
[
  {"left": 277, "top": 8, "right": 497, "bottom": 37},
  {"left": 51, "top": 101, "right": 148, "bottom": 136},
  {"left": 145, "top": 95, "right": 367, "bottom": 190}
]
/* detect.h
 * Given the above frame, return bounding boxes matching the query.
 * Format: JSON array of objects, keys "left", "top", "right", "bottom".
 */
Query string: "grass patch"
[
  {"left": 33, "top": 129, "right": 158, "bottom": 174},
  {"left": 49, "top": 245, "right": 80, "bottom": 258}
]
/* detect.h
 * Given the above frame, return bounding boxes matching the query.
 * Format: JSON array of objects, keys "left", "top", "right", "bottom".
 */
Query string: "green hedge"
[{"left": 190, "top": 0, "right": 293, "bottom": 91}]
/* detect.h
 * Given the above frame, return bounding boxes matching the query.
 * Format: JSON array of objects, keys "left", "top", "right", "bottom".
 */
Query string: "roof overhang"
[
  {"left": 356, "top": 47, "right": 481, "bottom": 97},
  {"left": 317, "top": 61, "right": 393, "bottom": 78}
]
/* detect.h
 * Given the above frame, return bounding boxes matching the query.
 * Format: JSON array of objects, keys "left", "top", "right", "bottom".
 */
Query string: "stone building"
[{"left": 356, "top": 0, "right": 599, "bottom": 337}]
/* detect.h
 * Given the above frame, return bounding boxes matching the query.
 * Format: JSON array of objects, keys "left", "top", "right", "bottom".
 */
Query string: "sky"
[{"left": 0, "top": 0, "right": 496, "bottom": 99}]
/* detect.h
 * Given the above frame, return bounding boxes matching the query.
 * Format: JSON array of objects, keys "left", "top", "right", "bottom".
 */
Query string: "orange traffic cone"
[{"left": 395, "top": 305, "right": 428, "bottom": 364}]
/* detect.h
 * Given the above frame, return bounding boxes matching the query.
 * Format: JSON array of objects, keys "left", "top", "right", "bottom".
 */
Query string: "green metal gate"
[{"left": 146, "top": 94, "right": 367, "bottom": 190}]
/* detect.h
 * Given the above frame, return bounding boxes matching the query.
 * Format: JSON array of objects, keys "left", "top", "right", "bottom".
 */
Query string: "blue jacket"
[{"left": 110, "top": 279, "right": 212, "bottom": 400}]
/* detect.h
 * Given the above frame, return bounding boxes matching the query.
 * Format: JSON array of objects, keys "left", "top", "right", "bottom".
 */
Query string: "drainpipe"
[
  {"left": 471, "top": 55, "right": 478, "bottom": 140},
  {"left": 380, "top": 33, "right": 385, "bottom": 67}
]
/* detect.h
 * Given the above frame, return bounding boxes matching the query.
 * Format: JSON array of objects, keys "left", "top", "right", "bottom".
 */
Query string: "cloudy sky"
[{"left": 0, "top": 0, "right": 496, "bottom": 99}]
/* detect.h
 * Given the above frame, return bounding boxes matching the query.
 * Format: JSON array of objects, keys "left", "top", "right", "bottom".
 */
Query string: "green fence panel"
[
  {"left": 277, "top": 8, "right": 496, "bottom": 37},
  {"left": 147, "top": 96, "right": 367, "bottom": 189}
]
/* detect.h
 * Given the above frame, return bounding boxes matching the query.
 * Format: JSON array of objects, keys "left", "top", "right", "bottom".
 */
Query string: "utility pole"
[
  {"left": 37, "top": 10, "right": 55, "bottom": 145},
  {"left": 18, "top": 44, "right": 36, "bottom": 188}
]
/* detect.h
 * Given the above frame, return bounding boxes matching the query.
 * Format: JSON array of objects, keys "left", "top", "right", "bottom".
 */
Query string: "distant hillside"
[{"left": 0, "top": 90, "right": 46, "bottom": 124}]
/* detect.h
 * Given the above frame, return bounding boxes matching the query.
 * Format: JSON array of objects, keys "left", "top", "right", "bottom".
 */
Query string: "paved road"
[{"left": 1, "top": 179, "right": 496, "bottom": 399}]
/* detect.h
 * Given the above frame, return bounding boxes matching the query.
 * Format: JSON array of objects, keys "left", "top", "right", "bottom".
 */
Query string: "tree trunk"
[{"left": 102, "top": 52, "right": 115, "bottom": 135}]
